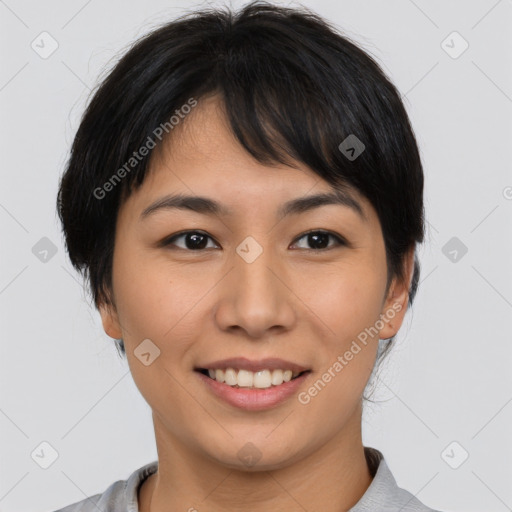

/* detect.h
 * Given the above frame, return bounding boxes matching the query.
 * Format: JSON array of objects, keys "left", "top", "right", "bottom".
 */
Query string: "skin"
[{"left": 99, "top": 94, "right": 415, "bottom": 512}]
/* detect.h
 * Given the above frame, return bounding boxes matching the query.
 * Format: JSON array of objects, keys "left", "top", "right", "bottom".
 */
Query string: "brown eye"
[
  {"left": 161, "top": 229, "right": 346, "bottom": 252},
  {"left": 162, "top": 231, "right": 219, "bottom": 250},
  {"left": 291, "top": 230, "right": 346, "bottom": 251}
]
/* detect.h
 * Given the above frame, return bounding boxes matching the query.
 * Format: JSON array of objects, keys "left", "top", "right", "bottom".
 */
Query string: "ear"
[
  {"left": 98, "top": 302, "right": 123, "bottom": 340},
  {"left": 378, "top": 246, "right": 416, "bottom": 340}
]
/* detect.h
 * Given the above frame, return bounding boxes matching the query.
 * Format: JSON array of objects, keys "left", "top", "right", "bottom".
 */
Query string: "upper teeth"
[{"left": 207, "top": 368, "right": 301, "bottom": 388}]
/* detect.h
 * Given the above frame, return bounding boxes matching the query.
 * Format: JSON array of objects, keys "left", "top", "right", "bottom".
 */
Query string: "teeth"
[{"left": 205, "top": 368, "right": 301, "bottom": 388}]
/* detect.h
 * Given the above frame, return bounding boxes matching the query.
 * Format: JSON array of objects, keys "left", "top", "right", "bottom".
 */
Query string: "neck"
[{"left": 139, "top": 409, "right": 373, "bottom": 512}]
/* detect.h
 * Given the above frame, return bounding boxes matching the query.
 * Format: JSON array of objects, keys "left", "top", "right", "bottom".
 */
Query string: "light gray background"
[{"left": 1, "top": 1, "right": 511, "bottom": 511}]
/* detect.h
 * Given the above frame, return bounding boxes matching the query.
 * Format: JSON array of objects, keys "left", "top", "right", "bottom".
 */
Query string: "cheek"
[
  {"left": 110, "top": 254, "right": 205, "bottom": 411},
  {"left": 301, "top": 264, "right": 385, "bottom": 343},
  {"left": 111, "top": 254, "right": 168, "bottom": 337},
  {"left": 297, "top": 262, "right": 384, "bottom": 402},
  {"left": 296, "top": 272, "right": 382, "bottom": 421},
  {"left": 112, "top": 250, "right": 213, "bottom": 352}
]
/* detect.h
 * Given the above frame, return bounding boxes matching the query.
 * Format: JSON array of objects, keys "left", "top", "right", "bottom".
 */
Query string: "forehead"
[
  {"left": 150, "top": 95, "right": 302, "bottom": 184},
  {"left": 120, "top": 95, "right": 376, "bottom": 226}
]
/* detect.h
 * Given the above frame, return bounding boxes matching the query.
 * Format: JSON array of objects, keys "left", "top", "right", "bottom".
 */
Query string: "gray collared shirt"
[{"left": 52, "top": 447, "right": 443, "bottom": 511}]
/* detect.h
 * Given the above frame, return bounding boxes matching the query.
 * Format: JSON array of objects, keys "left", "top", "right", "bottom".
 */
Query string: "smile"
[
  {"left": 197, "top": 367, "right": 309, "bottom": 388},
  {"left": 195, "top": 368, "right": 312, "bottom": 411}
]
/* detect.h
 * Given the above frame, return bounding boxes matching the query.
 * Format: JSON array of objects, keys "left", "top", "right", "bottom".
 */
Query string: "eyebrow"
[{"left": 139, "top": 189, "right": 367, "bottom": 222}]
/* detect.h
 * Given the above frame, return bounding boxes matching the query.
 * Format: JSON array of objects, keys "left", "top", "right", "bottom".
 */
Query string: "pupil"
[
  {"left": 309, "top": 232, "right": 328, "bottom": 249},
  {"left": 186, "top": 233, "right": 207, "bottom": 250}
]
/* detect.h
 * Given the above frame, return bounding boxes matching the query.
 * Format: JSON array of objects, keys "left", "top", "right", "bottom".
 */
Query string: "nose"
[{"left": 213, "top": 241, "right": 297, "bottom": 339}]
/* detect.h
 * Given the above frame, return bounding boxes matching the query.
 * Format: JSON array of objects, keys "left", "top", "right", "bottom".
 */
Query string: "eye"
[
  {"left": 290, "top": 230, "right": 346, "bottom": 251},
  {"left": 160, "top": 229, "right": 346, "bottom": 252},
  {"left": 161, "top": 230, "right": 219, "bottom": 251}
]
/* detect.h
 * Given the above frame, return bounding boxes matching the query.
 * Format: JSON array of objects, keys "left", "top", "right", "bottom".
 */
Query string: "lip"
[
  {"left": 194, "top": 356, "right": 309, "bottom": 373},
  {"left": 195, "top": 369, "right": 312, "bottom": 411}
]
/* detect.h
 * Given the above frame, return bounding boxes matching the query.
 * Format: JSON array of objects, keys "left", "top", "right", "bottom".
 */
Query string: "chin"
[{"left": 207, "top": 437, "right": 303, "bottom": 472}]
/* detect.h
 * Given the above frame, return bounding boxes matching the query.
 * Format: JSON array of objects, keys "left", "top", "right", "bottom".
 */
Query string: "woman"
[{"left": 54, "top": 1, "right": 443, "bottom": 510}]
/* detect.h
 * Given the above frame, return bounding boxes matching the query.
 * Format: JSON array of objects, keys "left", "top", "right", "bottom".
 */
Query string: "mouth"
[
  {"left": 194, "top": 366, "right": 313, "bottom": 411},
  {"left": 194, "top": 367, "right": 312, "bottom": 389}
]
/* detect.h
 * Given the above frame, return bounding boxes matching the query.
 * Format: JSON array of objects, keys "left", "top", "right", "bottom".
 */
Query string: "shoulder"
[
  {"left": 49, "top": 461, "right": 158, "bottom": 512},
  {"left": 349, "top": 447, "right": 444, "bottom": 512}
]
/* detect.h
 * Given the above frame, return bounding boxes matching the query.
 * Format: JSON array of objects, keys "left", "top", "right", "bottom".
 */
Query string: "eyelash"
[{"left": 160, "top": 229, "right": 347, "bottom": 252}]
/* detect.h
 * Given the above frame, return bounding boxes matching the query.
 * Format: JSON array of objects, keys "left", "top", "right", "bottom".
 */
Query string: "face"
[{"left": 100, "top": 95, "right": 414, "bottom": 471}]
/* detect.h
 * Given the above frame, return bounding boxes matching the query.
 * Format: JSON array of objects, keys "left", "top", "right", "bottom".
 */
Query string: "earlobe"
[{"left": 98, "top": 303, "right": 123, "bottom": 339}]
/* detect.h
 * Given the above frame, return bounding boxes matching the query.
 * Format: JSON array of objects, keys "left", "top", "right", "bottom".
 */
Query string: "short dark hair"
[{"left": 56, "top": 1, "right": 425, "bottom": 363}]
